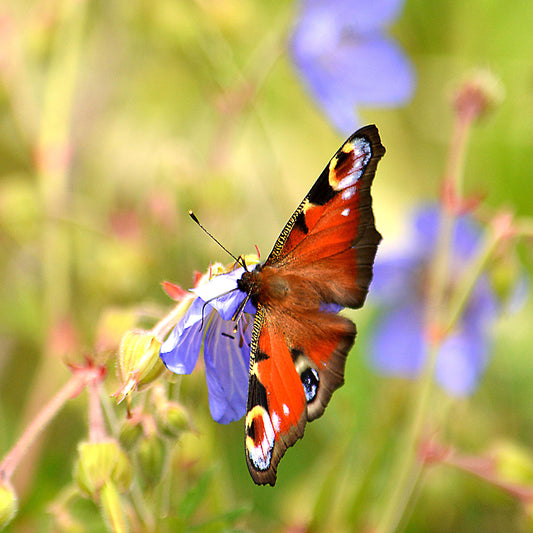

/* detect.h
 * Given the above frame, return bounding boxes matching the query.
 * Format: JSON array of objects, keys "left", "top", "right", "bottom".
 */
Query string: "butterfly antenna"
[
  {"left": 189, "top": 211, "right": 247, "bottom": 270},
  {"left": 198, "top": 287, "right": 241, "bottom": 332}
]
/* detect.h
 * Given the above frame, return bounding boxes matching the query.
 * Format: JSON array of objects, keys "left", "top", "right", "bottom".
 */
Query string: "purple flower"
[
  {"left": 291, "top": 0, "right": 415, "bottom": 133},
  {"left": 160, "top": 267, "right": 255, "bottom": 424},
  {"left": 369, "top": 206, "right": 499, "bottom": 395}
]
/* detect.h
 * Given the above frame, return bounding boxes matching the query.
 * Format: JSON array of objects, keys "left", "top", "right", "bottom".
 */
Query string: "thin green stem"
[
  {"left": 377, "top": 201, "right": 456, "bottom": 533},
  {"left": 38, "top": 0, "right": 88, "bottom": 326},
  {"left": 375, "top": 343, "right": 439, "bottom": 533},
  {"left": 152, "top": 296, "right": 195, "bottom": 343},
  {"left": 129, "top": 481, "right": 156, "bottom": 533},
  {"left": 444, "top": 228, "right": 502, "bottom": 334},
  {"left": 100, "top": 482, "right": 129, "bottom": 533},
  {"left": 378, "top": 210, "right": 512, "bottom": 532},
  {"left": 376, "top": 90, "right": 478, "bottom": 533}
]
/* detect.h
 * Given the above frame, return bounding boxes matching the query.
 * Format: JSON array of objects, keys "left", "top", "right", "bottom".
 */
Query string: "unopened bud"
[
  {"left": 118, "top": 417, "right": 143, "bottom": 450},
  {"left": 490, "top": 253, "right": 528, "bottom": 313},
  {"left": 453, "top": 70, "right": 504, "bottom": 122},
  {"left": 0, "top": 481, "right": 17, "bottom": 529},
  {"left": 116, "top": 329, "right": 165, "bottom": 401},
  {"left": 74, "top": 440, "right": 132, "bottom": 498},
  {"left": 136, "top": 434, "right": 167, "bottom": 489},
  {"left": 156, "top": 402, "right": 191, "bottom": 439}
]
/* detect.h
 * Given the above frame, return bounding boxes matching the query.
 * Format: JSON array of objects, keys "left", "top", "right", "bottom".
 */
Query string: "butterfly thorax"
[
  {"left": 238, "top": 264, "right": 294, "bottom": 309},
  {"left": 238, "top": 264, "right": 326, "bottom": 316}
]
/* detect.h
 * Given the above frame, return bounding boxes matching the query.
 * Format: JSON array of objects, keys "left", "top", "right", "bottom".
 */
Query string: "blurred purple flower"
[
  {"left": 290, "top": 0, "right": 415, "bottom": 133},
  {"left": 160, "top": 267, "right": 255, "bottom": 424},
  {"left": 369, "top": 206, "right": 500, "bottom": 395}
]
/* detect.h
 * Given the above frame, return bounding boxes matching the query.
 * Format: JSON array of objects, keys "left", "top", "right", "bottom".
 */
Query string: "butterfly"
[{"left": 236, "top": 124, "right": 385, "bottom": 485}]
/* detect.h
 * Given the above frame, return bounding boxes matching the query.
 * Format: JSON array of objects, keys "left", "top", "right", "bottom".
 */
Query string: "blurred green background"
[{"left": 1, "top": 0, "right": 533, "bottom": 531}]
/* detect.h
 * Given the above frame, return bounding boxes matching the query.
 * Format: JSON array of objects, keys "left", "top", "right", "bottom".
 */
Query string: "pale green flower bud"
[
  {"left": 136, "top": 434, "right": 166, "bottom": 489},
  {"left": 116, "top": 329, "right": 165, "bottom": 401},
  {"left": 74, "top": 440, "right": 132, "bottom": 498},
  {"left": 156, "top": 402, "right": 191, "bottom": 439},
  {"left": 118, "top": 417, "right": 143, "bottom": 450}
]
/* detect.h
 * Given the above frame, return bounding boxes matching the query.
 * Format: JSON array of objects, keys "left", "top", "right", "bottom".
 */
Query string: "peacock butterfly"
[{"left": 236, "top": 124, "right": 385, "bottom": 485}]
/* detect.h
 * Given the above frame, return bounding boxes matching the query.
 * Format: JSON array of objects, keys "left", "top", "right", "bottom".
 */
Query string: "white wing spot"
[
  {"left": 283, "top": 403, "right": 290, "bottom": 416},
  {"left": 341, "top": 208, "right": 350, "bottom": 217},
  {"left": 342, "top": 187, "right": 355, "bottom": 201},
  {"left": 336, "top": 138, "right": 372, "bottom": 190},
  {"left": 337, "top": 173, "right": 357, "bottom": 189},
  {"left": 272, "top": 411, "right": 281, "bottom": 432}
]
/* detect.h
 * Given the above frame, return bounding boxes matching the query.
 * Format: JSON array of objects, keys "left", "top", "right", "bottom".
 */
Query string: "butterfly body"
[
  {"left": 239, "top": 265, "right": 325, "bottom": 312},
  {"left": 237, "top": 125, "right": 385, "bottom": 485}
]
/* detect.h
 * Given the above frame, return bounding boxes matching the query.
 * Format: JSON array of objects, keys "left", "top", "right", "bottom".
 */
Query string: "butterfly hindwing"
[
  {"left": 242, "top": 125, "right": 385, "bottom": 485},
  {"left": 245, "top": 305, "right": 356, "bottom": 485},
  {"left": 245, "top": 306, "right": 306, "bottom": 486}
]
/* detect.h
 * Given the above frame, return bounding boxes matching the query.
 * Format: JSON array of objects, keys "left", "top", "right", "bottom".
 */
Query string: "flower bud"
[
  {"left": 118, "top": 417, "right": 143, "bottom": 450},
  {"left": 136, "top": 434, "right": 167, "bottom": 489},
  {"left": 492, "top": 441, "right": 533, "bottom": 485},
  {"left": 156, "top": 402, "right": 191, "bottom": 439},
  {"left": 453, "top": 70, "right": 504, "bottom": 122},
  {"left": 116, "top": 329, "right": 165, "bottom": 401},
  {"left": 0, "top": 481, "right": 17, "bottom": 529},
  {"left": 74, "top": 440, "right": 132, "bottom": 498},
  {"left": 490, "top": 252, "right": 528, "bottom": 313}
]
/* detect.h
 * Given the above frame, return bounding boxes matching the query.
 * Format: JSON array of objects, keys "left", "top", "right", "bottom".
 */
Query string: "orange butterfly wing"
[{"left": 241, "top": 125, "right": 385, "bottom": 485}]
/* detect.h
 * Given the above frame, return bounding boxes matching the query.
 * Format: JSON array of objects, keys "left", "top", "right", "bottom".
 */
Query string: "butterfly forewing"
[{"left": 243, "top": 125, "right": 385, "bottom": 485}]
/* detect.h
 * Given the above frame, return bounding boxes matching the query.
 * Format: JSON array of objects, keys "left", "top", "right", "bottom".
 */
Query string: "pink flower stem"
[
  {"left": 445, "top": 452, "right": 533, "bottom": 502},
  {"left": 442, "top": 106, "right": 473, "bottom": 208},
  {"left": 421, "top": 439, "right": 533, "bottom": 503},
  {"left": 0, "top": 366, "right": 102, "bottom": 481},
  {"left": 88, "top": 378, "right": 107, "bottom": 443}
]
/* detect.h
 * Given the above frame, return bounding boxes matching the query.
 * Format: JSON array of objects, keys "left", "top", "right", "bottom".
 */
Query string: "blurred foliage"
[{"left": 1, "top": 0, "right": 533, "bottom": 532}]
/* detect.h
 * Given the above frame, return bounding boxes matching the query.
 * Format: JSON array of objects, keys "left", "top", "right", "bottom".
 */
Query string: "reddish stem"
[
  {"left": 0, "top": 365, "right": 104, "bottom": 481},
  {"left": 445, "top": 452, "right": 533, "bottom": 502},
  {"left": 420, "top": 439, "right": 533, "bottom": 503},
  {"left": 88, "top": 379, "right": 107, "bottom": 443},
  {"left": 441, "top": 110, "right": 472, "bottom": 215}
]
